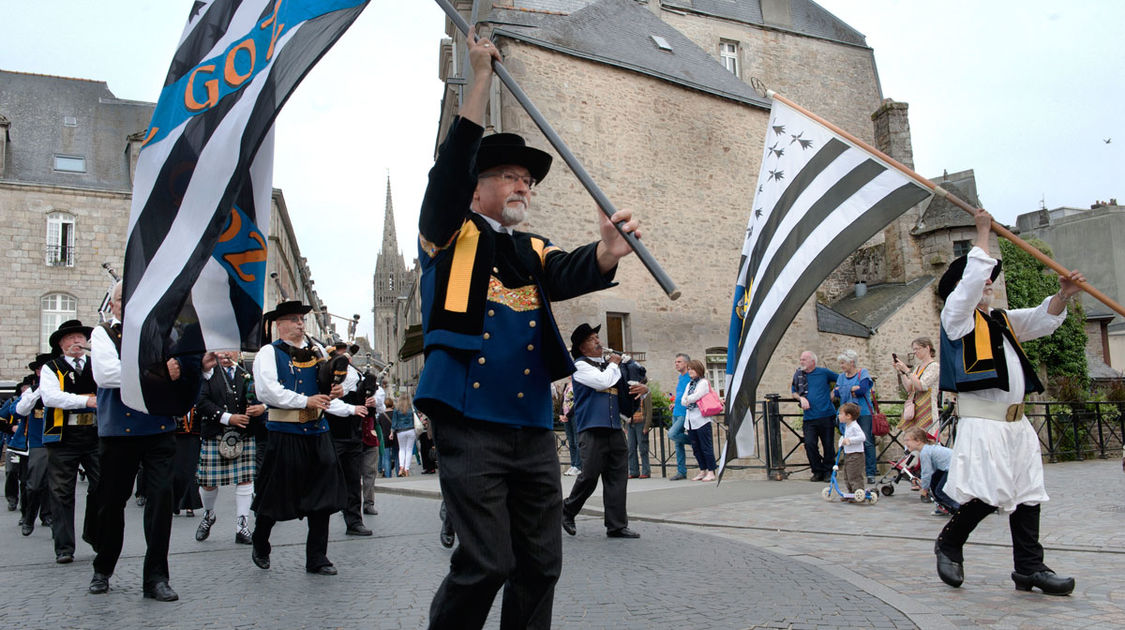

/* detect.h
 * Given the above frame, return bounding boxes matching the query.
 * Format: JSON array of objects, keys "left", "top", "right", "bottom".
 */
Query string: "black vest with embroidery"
[{"left": 940, "top": 308, "right": 1043, "bottom": 394}]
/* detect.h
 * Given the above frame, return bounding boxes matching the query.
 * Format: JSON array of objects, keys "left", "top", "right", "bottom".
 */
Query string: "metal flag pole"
[
  {"left": 752, "top": 80, "right": 1125, "bottom": 318},
  {"left": 433, "top": 0, "right": 680, "bottom": 300}
]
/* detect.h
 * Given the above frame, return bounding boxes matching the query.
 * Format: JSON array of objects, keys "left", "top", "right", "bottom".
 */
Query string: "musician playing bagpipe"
[
  {"left": 322, "top": 344, "right": 373, "bottom": 537},
  {"left": 249, "top": 300, "right": 366, "bottom": 576}
]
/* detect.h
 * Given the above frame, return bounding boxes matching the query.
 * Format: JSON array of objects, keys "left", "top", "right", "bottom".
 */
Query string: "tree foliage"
[{"left": 998, "top": 237, "right": 1089, "bottom": 391}]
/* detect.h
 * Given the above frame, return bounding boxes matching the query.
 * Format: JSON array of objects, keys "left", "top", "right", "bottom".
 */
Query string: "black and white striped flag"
[
  {"left": 121, "top": 0, "right": 368, "bottom": 414},
  {"left": 720, "top": 98, "right": 933, "bottom": 474}
]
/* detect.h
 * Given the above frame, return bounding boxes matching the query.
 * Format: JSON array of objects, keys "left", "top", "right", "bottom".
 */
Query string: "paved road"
[{"left": 2, "top": 457, "right": 1121, "bottom": 629}]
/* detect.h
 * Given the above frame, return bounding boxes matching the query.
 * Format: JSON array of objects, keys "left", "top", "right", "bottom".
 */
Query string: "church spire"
[{"left": 381, "top": 173, "right": 399, "bottom": 257}]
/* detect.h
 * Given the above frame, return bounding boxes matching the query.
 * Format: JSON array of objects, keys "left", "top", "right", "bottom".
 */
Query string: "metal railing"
[
  {"left": 45, "top": 244, "right": 75, "bottom": 267},
  {"left": 554, "top": 397, "right": 1125, "bottom": 479}
]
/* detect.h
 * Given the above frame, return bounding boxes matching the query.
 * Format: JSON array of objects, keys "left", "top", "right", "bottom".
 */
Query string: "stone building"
[
  {"left": 371, "top": 177, "right": 422, "bottom": 390},
  {"left": 0, "top": 69, "right": 333, "bottom": 381},
  {"left": 1016, "top": 200, "right": 1125, "bottom": 373},
  {"left": 424, "top": 0, "right": 998, "bottom": 412}
]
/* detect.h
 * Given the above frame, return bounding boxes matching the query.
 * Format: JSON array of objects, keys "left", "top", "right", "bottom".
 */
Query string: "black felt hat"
[
  {"left": 27, "top": 353, "right": 56, "bottom": 372},
  {"left": 476, "top": 133, "right": 552, "bottom": 185},
  {"left": 48, "top": 320, "right": 93, "bottom": 351},
  {"left": 263, "top": 300, "right": 313, "bottom": 321},
  {"left": 569, "top": 323, "right": 601, "bottom": 359},
  {"left": 938, "top": 255, "right": 1003, "bottom": 301}
]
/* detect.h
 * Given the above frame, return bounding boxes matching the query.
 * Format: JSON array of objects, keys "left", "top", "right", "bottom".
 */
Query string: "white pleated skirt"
[{"left": 945, "top": 415, "right": 1049, "bottom": 513}]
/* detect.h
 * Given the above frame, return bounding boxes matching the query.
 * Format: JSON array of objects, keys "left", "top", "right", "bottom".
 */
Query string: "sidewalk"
[{"left": 377, "top": 459, "right": 1125, "bottom": 629}]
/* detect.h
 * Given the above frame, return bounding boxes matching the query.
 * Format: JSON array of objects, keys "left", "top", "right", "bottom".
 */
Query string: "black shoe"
[
  {"left": 41, "top": 515, "right": 52, "bottom": 527},
  {"left": 307, "top": 564, "right": 337, "bottom": 575},
  {"left": 6, "top": 499, "right": 16, "bottom": 511},
  {"left": 440, "top": 527, "right": 455, "bottom": 549},
  {"left": 185, "top": 509, "right": 194, "bottom": 518},
  {"left": 345, "top": 525, "right": 373, "bottom": 536},
  {"left": 363, "top": 506, "right": 378, "bottom": 515},
  {"left": 668, "top": 473, "right": 687, "bottom": 481},
  {"left": 252, "top": 548, "right": 270, "bottom": 570},
  {"left": 934, "top": 542, "right": 964, "bottom": 588},
  {"left": 89, "top": 572, "right": 110, "bottom": 594},
  {"left": 56, "top": 553, "right": 74, "bottom": 564},
  {"left": 607, "top": 527, "right": 641, "bottom": 539},
  {"left": 235, "top": 515, "right": 253, "bottom": 544},
  {"left": 1011, "top": 570, "right": 1075, "bottom": 596},
  {"left": 562, "top": 516, "right": 576, "bottom": 536},
  {"left": 21, "top": 521, "right": 33, "bottom": 536},
  {"left": 195, "top": 510, "right": 216, "bottom": 542},
  {"left": 135, "top": 496, "right": 146, "bottom": 507},
  {"left": 143, "top": 581, "right": 179, "bottom": 602}
]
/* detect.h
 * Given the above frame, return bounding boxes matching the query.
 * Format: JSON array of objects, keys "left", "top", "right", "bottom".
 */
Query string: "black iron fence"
[{"left": 555, "top": 397, "right": 1125, "bottom": 479}]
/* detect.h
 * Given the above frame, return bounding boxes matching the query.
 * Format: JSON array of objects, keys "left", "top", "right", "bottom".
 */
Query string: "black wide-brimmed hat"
[
  {"left": 569, "top": 323, "right": 601, "bottom": 359},
  {"left": 263, "top": 300, "right": 313, "bottom": 321},
  {"left": 27, "top": 353, "right": 56, "bottom": 371},
  {"left": 938, "top": 255, "right": 1003, "bottom": 301},
  {"left": 476, "top": 133, "right": 552, "bottom": 185},
  {"left": 48, "top": 319, "right": 93, "bottom": 351}
]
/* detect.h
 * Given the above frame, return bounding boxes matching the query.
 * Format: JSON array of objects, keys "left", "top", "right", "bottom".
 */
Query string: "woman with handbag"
[
  {"left": 893, "top": 337, "right": 939, "bottom": 431},
  {"left": 680, "top": 360, "right": 718, "bottom": 482},
  {"left": 391, "top": 393, "right": 417, "bottom": 477},
  {"left": 832, "top": 349, "right": 877, "bottom": 483}
]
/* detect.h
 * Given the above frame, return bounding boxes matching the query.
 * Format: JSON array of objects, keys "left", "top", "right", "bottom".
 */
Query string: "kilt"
[
  {"left": 197, "top": 435, "right": 257, "bottom": 487},
  {"left": 251, "top": 431, "right": 346, "bottom": 521}
]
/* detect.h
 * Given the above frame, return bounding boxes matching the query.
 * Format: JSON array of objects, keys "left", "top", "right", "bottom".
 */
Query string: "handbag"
[
  {"left": 901, "top": 396, "right": 916, "bottom": 423},
  {"left": 697, "top": 389, "right": 724, "bottom": 417},
  {"left": 413, "top": 411, "right": 425, "bottom": 433},
  {"left": 867, "top": 390, "right": 890, "bottom": 437}
]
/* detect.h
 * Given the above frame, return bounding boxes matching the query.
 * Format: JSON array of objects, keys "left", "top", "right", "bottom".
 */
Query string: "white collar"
[{"left": 474, "top": 211, "right": 514, "bottom": 235}]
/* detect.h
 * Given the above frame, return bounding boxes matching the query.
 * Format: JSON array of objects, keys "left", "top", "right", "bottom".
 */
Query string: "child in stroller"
[{"left": 873, "top": 402, "right": 954, "bottom": 497}]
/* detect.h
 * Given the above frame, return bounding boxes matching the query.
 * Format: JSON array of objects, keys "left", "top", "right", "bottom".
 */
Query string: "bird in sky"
[{"left": 1104, "top": 138, "right": 1112, "bottom": 144}]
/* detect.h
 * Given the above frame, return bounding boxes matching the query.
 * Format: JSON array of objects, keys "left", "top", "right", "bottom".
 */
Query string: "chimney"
[
  {"left": 871, "top": 99, "right": 914, "bottom": 169},
  {"left": 871, "top": 99, "right": 921, "bottom": 283},
  {"left": 126, "top": 129, "right": 148, "bottom": 185},
  {"left": 0, "top": 114, "right": 9, "bottom": 177}
]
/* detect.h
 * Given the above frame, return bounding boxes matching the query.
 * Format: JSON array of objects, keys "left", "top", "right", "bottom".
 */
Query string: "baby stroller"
[
  {"left": 874, "top": 402, "right": 955, "bottom": 497},
  {"left": 821, "top": 448, "right": 879, "bottom": 504}
]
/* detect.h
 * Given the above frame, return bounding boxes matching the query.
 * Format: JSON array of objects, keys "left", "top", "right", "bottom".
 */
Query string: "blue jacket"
[
  {"left": 264, "top": 340, "right": 328, "bottom": 436},
  {"left": 940, "top": 308, "right": 1043, "bottom": 394},
  {"left": 571, "top": 358, "right": 621, "bottom": 433},
  {"left": 414, "top": 117, "right": 615, "bottom": 429},
  {"left": 390, "top": 409, "right": 414, "bottom": 432},
  {"left": 672, "top": 372, "right": 690, "bottom": 417}
]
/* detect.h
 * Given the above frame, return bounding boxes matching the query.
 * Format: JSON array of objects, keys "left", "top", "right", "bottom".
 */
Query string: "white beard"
[{"left": 500, "top": 201, "right": 527, "bottom": 226}]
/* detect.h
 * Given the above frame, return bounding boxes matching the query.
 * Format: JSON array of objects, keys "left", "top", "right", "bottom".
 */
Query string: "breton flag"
[
  {"left": 121, "top": 0, "right": 368, "bottom": 414},
  {"left": 719, "top": 96, "right": 933, "bottom": 475}
]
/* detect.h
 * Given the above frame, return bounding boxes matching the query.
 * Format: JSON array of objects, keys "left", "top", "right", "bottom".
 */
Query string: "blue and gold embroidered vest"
[
  {"left": 265, "top": 339, "right": 328, "bottom": 435},
  {"left": 940, "top": 308, "right": 1043, "bottom": 394},
  {"left": 570, "top": 358, "right": 621, "bottom": 434}
]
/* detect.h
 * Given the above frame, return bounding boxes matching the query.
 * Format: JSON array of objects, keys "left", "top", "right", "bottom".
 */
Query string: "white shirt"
[
  {"left": 342, "top": 363, "right": 360, "bottom": 395},
  {"left": 252, "top": 339, "right": 355, "bottom": 416},
  {"left": 91, "top": 320, "right": 122, "bottom": 389},
  {"left": 680, "top": 378, "right": 712, "bottom": 431},
  {"left": 374, "top": 386, "right": 386, "bottom": 414},
  {"left": 475, "top": 211, "right": 514, "bottom": 235},
  {"left": 39, "top": 354, "right": 94, "bottom": 410},
  {"left": 572, "top": 356, "right": 621, "bottom": 391},
  {"left": 840, "top": 421, "right": 866, "bottom": 454},
  {"left": 15, "top": 387, "right": 41, "bottom": 417},
  {"left": 941, "top": 246, "right": 1066, "bottom": 405}
]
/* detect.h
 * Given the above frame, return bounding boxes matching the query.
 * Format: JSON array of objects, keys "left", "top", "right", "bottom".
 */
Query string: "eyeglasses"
[{"left": 480, "top": 170, "right": 537, "bottom": 189}]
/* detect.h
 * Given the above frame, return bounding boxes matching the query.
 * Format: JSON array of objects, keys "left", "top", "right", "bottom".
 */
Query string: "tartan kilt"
[{"left": 197, "top": 435, "right": 257, "bottom": 486}]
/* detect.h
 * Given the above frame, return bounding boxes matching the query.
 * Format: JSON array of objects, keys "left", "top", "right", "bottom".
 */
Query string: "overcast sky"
[{"left": 2, "top": 1, "right": 1121, "bottom": 342}]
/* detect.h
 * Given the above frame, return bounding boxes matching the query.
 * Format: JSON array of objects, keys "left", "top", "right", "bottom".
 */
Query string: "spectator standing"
[
  {"left": 620, "top": 354, "right": 650, "bottom": 479},
  {"left": 668, "top": 354, "right": 692, "bottom": 480},
  {"left": 558, "top": 380, "right": 581, "bottom": 476},
  {"left": 894, "top": 338, "right": 940, "bottom": 431},
  {"left": 833, "top": 349, "right": 877, "bottom": 483},
  {"left": 680, "top": 359, "right": 717, "bottom": 482},
  {"left": 391, "top": 394, "right": 416, "bottom": 477},
  {"left": 792, "top": 351, "right": 839, "bottom": 482}
]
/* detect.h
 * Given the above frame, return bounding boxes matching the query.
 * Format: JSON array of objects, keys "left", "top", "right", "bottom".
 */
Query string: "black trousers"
[
  {"left": 93, "top": 432, "right": 176, "bottom": 586},
  {"left": 252, "top": 511, "right": 332, "bottom": 571},
  {"left": 563, "top": 427, "right": 629, "bottom": 532},
  {"left": 331, "top": 435, "right": 364, "bottom": 530},
  {"left": 802, "top": 416, "right": 836, "bottom": 475},
  {"left": 4, "top": 453, "right": 19, "bottom": 507},
  {"left": 45, "top": 426, "right": 101, "bottom": 556},
  {"left": 419, "top": 430, "right": 437, "bottom": 471},
  {"left": 428, "top": 414, "right": 562, "bottom": 630},
  {"left": 172, "top": 434, "right": 202, "bottom": 511},
  {"left": 937, "top": 498, "right": 1050, "bottom": 574},
  {"left": 19, "top": 449, "right": 50, "bottom": 524}
]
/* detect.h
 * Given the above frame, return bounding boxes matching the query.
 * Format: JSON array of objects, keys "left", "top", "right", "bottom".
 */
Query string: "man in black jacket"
[{"left": 193, "top": 351, "right": 264, "bottom": 544}]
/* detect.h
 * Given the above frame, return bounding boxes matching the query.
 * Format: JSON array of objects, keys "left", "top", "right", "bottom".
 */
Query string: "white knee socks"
[{"left": 200, "top": 487, "right": 218, "bottom": 512}]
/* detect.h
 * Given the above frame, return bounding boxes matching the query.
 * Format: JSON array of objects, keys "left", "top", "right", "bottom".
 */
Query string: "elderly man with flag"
[{"left": 934, "top": 209, "right": 1081, "bottom": 596}]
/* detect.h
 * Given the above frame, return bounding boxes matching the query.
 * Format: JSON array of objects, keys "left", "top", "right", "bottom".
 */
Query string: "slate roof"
[
  {"left": 912, "top": 170, "right": 981, "bottom": 236},
  {"left": 0, "top": 70, "right": 154, "bottom": 192},
  {"left": 488, "top": 0, "right": 771, "bottom": 109},
  {"left": 1087, "top": 350, "right": 1122, "bottom": 381},
  {"left": 817, "top": 276, "right": 935, "bottom": 337},
  {"left": 662, "top": 0, "right": 868, "bottom": 47}
]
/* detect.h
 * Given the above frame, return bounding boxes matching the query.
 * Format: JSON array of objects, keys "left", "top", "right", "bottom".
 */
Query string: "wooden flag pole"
[
  {"left": 433, "top": 0, "right": 680, "bottom": 300},
  {"left": 761, "top": 85, "right": 1125, "bottom": 318}
]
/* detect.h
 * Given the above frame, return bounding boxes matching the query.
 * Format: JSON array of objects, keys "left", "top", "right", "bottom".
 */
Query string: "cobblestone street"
[{"left": 2, "top": 458, "right": 1121, "bottom": 629}]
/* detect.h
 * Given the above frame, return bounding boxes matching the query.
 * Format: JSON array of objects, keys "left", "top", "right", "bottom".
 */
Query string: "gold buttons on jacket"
[
  {"left": 487, "top": 309, "right": 495, "bottom": 317},
  {"left": 160, "top": 425, "right": 165, "bottom": 430},
  {"left": 492, "top": 267, "right": 499, "bottom": 273},
  {"left": 517, "top": 392, "right": 524, "bottom": 398},
  {"left": 527, "top": 344, "right": 534, "bottom": 351},
  {"left": 483, "top": 332, "right": 491, "bottom": 340},
  {"left": 528, "top": 321, "right": 536, "bottom": 328},
  {"left": 523, "top": 369, "right": 530, "bottom": 375},
  {"left": 472, "top": 382, "right": 480, "bottom": 389},
  {"left": 478, "top": 357, "right": 486, "bottom": 365},
  {"left": 125, "top": 412, "right": 131, "bottom": 417}
]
